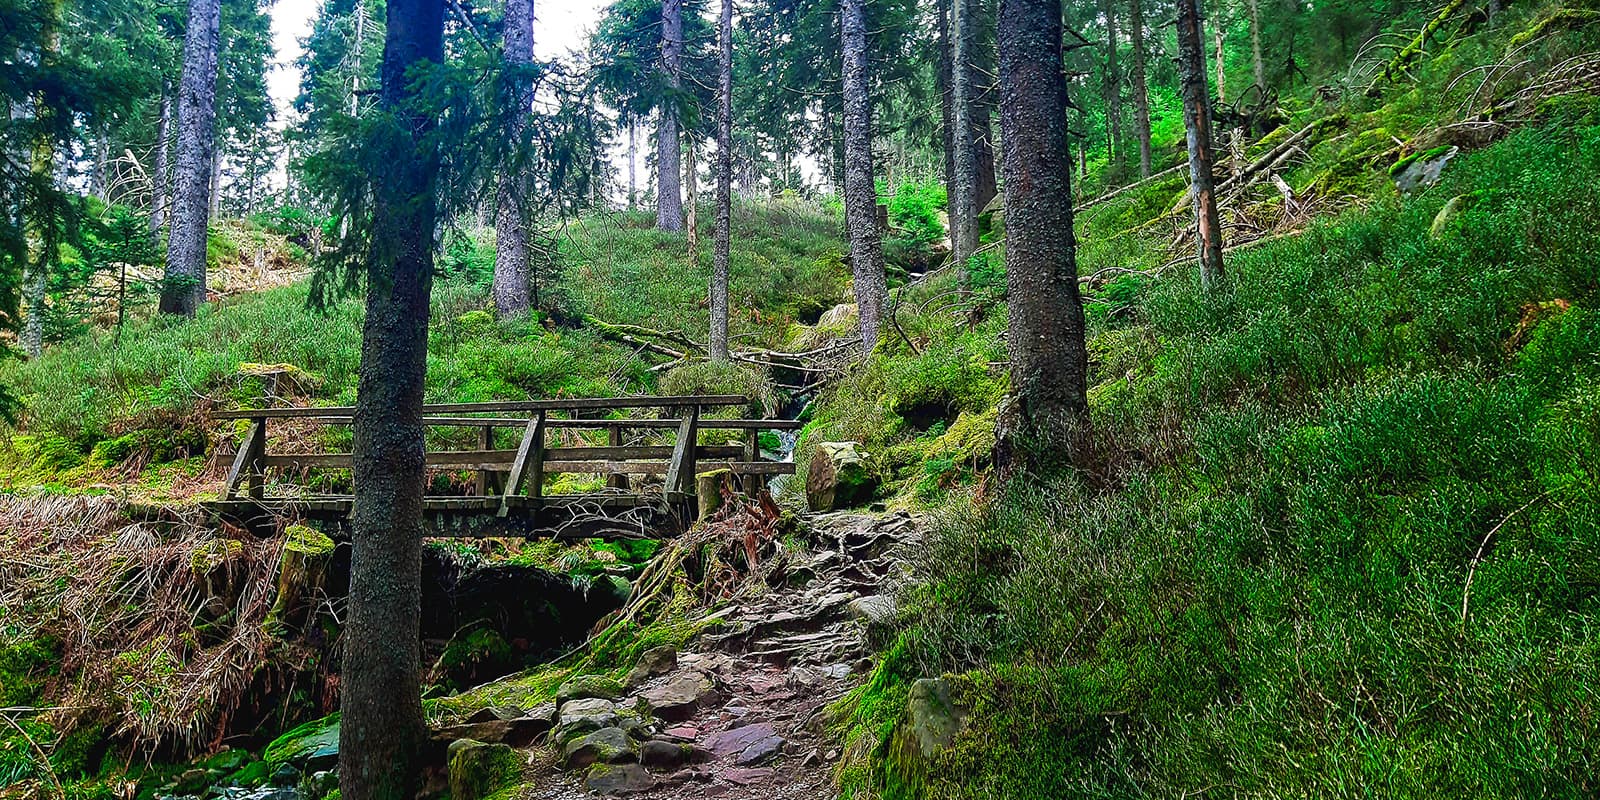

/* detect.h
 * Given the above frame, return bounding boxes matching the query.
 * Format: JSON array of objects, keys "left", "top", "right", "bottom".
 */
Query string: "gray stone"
[
  {"left": 704, "top": 722, "right": 783, "bottom": 765},
  {"left": 639, "top": 671, "right": 721, "bottom": 722},
  {"left": 847, "top": 594, "right": 896, "bottom": 624},
  {"left": 1394, "top": 145, "right": 1459, "bottom": 193},
  {"left": 805, "top": 442, "right": 877, "bottom": 511},
  {"left": 584, "top": 763, "right": 658, "bottom": 796},
  {"left": 904, "top": 678, "right": 967, "bottom": 757},
  {"left": 554, "top": 697, "right": 621, "bottom": 745},
  {"left": 624, "top": 645, "right": 679, "bottom": 688},
  {"left": 525, "top": 702, "right": 557, "bottom": 726},
  {"left": 564, "top": 726, "right": 639, "bottom": 770},
  {"left": 639, "top": 739, "right": 693, "bottom": 769},
  {"left": 446, "top": 739, "right": 521, "bottom": 800}
]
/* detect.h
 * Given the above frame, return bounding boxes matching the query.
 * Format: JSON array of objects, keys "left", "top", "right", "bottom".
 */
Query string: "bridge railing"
[{"left": 212, "top": 395, "right": 802, "bottom": 517}]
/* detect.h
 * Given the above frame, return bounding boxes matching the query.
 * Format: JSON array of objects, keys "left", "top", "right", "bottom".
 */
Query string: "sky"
[{"left": 266, "top": 0, "right": 614, "bottom": 127}]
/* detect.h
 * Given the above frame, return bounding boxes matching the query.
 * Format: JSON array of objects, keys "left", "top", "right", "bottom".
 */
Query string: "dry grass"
[{"left": 0, "top": 494, "right": 304, "bottom": 757}]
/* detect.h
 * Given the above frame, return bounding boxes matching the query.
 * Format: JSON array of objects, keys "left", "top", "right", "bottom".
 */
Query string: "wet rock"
[
  {"left": 624, "top": 645, "right": 679, "bottom": 688},
  {"left": 584, "top": 763, "right": 658, "bottom": 796},
  {"left": 557, "top": 674, "right": 625, "bottom": 705},
  {"left": 446, "top": 739, "right": 522, "bottom": 800},
  {"left": 564, "top": 726, "right": 639, "bottom": 770},
  {"left": 1393, "top": 145, "right": 1459, "bottom": 193},
  {"left": 639, "top": 671, "right": 721, "bottom": 722},
  {"left": 704, "top": 722, "right": 784, "bottom": 765},
  {"left": 298, "top": 769, "right": 338, "bottom": 800},
  {"left": 263, "top": 714, "right": 339, "bottom": 774},
  {"left": 805, "top": 442, "right": 877, "bottom": 511}
]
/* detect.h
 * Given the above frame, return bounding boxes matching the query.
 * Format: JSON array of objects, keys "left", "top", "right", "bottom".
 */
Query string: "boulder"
[
  {"left": 555, "top": 697, "right": 621, "bottom": 744},
  {"left": 805, "top": 442, "right": 877, "bottom": 511},
  {"left": 557, "top": 674, "right": 625, "bottom": 706},
  {"left": 564, "top": 726, "right": 639, "bottom": 770},
  {"left": 585, "top": 763, "right": 658, "bottom": 796},
  {"left": 624, "top": 645, "right": 678, "bottom": 689},
  {"left": 1392, "top": 145, "right": 1459, "bottom": 193},
  {"left": 638, "top": 671, "right": 721, "bottom": 723},
  {"left": 446, "top": 739, "right": 522, "bottom": 800},
  {"left": 903, "top": 678, "right": 967, "bottom": 758}
]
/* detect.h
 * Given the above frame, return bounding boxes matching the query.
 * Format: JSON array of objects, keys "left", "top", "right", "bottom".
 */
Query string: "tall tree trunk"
[
  {"left": 936, "top": 0, "right": 956, "bottom": 244},
  {"left": 1176, "top": 0, "right": 1225, "bottom": 290},
  {"left": 492, "top": 0, "right": 533, "bottom": 317},
  {"left": 949, "top": 0, "right": 978, "bottom": 272},
  {"left": 656, "top": 0, "right": 684, "bottom": 231},
  {"left": 160, "top": 0, "right": 222, "bottom": 317},
  {"left": 209, "top": 143, "right": 223, "bottom": 218},
  {"left": 21, "top": 0, "right": 62, "bottom": 358},
  {"left": 1128, "top": 0, "right": 1152, "bottom": 178},
  {"left": 1213, "top": 0, "right": 1227, "bottom": 103},
  {"left": 710, "top": 0, "right": 733, "bottom": 363},
  {"left": 338, "top": 0, "right": 443, "bottom": 798},
  {"left": 1249, "top": 0, "right": 1265, "bottom": 89},
  {"left": 685, "top": 133, "right": 699, "bottom": 261},
  {"left": 627, "top": 119, "right": 638, "bottom": 209},
  {"left": 1102, "top": 0, "right": 1122, "bottom": 170},
  {"left": 840, "top": 0, "right": 888, "bottom": 352},
  {"left": 995, "top": 0, "right": 1091, "bottom": 473},
  {"left": 151, "top": 87, "right": 172, "bottom": 235}
]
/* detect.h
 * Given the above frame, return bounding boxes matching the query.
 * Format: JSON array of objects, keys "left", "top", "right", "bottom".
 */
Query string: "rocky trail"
[{"left": 498, "top": 510, "right": 917, "bottom": 799}]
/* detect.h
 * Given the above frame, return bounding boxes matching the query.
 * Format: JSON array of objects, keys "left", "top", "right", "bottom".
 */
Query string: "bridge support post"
[
  {"left": 499, "top": 411, "right": 545, "bottom": 517},
  {"left": 663, "top": 405, "right": 700, "bottom": 510},
  {"left": 224, "top": 417, "right": 266, "bottom": 501}
]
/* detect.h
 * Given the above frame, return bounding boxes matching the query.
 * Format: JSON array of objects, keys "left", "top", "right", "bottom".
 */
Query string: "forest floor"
[{"left": 507, "top": 511, "right": 917, "bottom": 799}]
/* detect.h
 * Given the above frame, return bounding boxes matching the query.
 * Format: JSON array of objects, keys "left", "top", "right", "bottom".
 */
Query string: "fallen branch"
[
  {"left": 1370, "top": 0, "right": 1470, "bottom": 93},
  {"left": 1461, "top": 488, "right": 1558, "bottom": 625}
]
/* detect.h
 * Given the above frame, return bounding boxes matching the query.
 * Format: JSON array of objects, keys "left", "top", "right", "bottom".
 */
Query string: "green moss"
[
  {"left": 263, "top": 713, "right": 340, "bottom": 767},
  {"left": 283, "top": 524, "right": 335, "bottom": 556}
]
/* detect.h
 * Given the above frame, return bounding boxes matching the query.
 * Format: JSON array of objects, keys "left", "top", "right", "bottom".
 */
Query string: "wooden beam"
[
  {"left": 223, "top": 419, "right": 266, "bottom": 500},
  {"left": 607, "top": 427, "right": 627, "bottom": 490},
  {"left": 211, "top": 395, "right": 750, "bottom": 420},
  {"left": 663, "top": 406, "right": 700, "bottom": 500},
  {"left": 213, "top": 415, "right": 806, "bottom": 431},
  {"left": 500, "top": 412, "right": 545, "bottom": 517},
  {"left": 542, "top": 460, "right": 795, "bottom": 475},
  {"left": 263, "top": 444, "right": 745, "bottom": 471}
]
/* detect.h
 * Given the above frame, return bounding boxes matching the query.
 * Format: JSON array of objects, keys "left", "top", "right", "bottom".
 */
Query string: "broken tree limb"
[{"left": 1370, "top": 0, "right": 1470, "bottom": 94}]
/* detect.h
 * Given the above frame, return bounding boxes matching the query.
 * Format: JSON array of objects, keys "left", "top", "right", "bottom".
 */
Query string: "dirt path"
[{"left": 523, "top": 511, "right": 918, "bottom": 799}]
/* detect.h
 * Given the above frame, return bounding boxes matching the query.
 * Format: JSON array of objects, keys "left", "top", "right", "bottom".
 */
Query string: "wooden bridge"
[{"left": 204, "top": 395, "right": 802, "bottom": 539}]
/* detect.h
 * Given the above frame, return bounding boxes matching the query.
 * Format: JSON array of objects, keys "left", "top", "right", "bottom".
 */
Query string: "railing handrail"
[
  {"left": 210, "top": 394, "right": 751, "bottom": 420},
  {"left": 210, "top": 415, "right": 804, "bottom": 430}
]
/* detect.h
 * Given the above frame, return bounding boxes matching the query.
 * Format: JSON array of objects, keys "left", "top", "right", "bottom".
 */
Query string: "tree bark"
[
  {"left": 492, "top": 0, "right": 533, "bottom": 317},
  {"left": 1102, "top": 0, "right": 1122, "bottom": 170},
  {"left": 1176, "top": 0, "right": 1225, "bottom": 290},
  {"left": 160, "top": 0, "right": 222, "bottom": 316},
  {"left": 685, "top": 133, "right": 699, "bottom": 262},
  {"left": 1249, "top": 0, "right": 1265, "bottom": 90},
  {"left": 840, "top": 0, "right": 888, "bottom": 353},
  {"left": 337, "top": 0, "right": 443, "bottom": 797},
  {"left": 1128, "top": 0, "right": 1152, "bottom": 178},
  {"left": 151, "top": 87, "right": 172, "bottom": 235},
  {"left": 710, "top": 0, "right": 733, "bottom": 363},
  {"left": 1213, "top": 0, "right": 1227, "bottom": 103},
  {"left": 949, "top": 0, "right": 979, "bottom": 271},
  {"left": 627, "top": 119, "right": 638, "bottom": 209},
  {"left": 656, "top": 0, "right": 684, "bottom": 231},
  {"left": 995, "top": 0, "right": 1091, "bottom": 473},
  {"left": 936, "top": 0, "right": 956, "bottom": 236}
]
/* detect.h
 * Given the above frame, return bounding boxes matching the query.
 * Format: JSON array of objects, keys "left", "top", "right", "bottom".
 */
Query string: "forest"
[{"left": 2, "top": 0, "right": 1599, "bottom": 797}]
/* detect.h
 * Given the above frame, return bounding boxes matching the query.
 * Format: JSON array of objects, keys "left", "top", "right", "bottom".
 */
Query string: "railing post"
[
  {"left": 225, "top": 417, "right": 266, "bottom": 501},
  {"left": 606, "top": 425, "right": 628, "bottom": 490},
  {"left": 476, "top": 424, "right": 496, "bottom": 496},
  {"left": 500, "top": 411, "right": 545, "bottom": 517},
  {"left": 663, "top": 404, "right": 699, "bottom": 505},
  {"left": 742, "top": 428, "right": 760, "bottom": 495}
]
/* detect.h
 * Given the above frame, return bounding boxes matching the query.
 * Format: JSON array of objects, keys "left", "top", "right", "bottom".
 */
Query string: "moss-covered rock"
[
  {"left": 263, "top": 713, "right": 340, "bottom": 772},
  {"left": 447, "top": 738, "right": 523, "bottom": 800},
  {"left": 805, "top": 441, "right": 877, "bottom": 511},
  {"left": 556, "top": 674, "right": 625, "bottom": 706}
]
